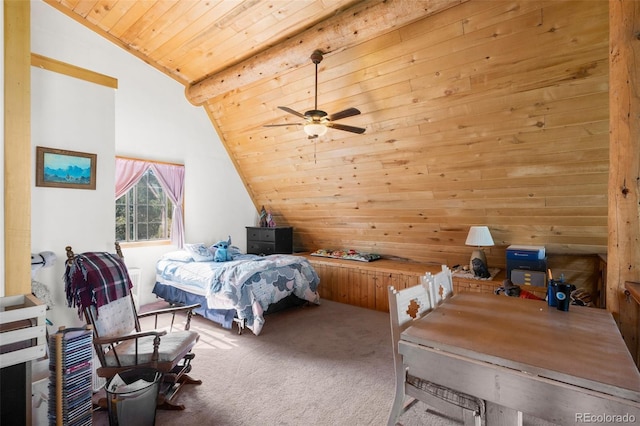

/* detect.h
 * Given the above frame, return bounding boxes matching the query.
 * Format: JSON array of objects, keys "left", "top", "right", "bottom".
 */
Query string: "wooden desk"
[{"left": 399, "top": 293, "right": 640, "bottom": 424}]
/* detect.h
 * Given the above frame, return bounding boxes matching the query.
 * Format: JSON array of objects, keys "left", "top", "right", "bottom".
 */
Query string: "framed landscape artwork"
[{"left": 36, "top": 146, "right": 97, "bottom": 190}]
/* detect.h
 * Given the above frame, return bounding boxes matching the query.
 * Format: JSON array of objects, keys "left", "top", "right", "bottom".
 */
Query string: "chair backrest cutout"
[
  {"left": 389, "top": 284, "right": 433, "bottom": 334},
  {"left": 427, "top": 265, "right": 454, "bottom": 306}
]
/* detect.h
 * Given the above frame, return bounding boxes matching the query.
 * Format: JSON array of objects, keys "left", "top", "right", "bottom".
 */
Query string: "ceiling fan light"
[{"left": 304, "top": 123, "right": 328, "bottom": 136}]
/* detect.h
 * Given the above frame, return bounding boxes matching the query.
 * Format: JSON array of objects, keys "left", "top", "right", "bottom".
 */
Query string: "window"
[
  {"left": 116, "top": 168, "right": 173, "bottom": 242},
  {"left": 115, "top": 157, "right": 185, "bottom": 247}
]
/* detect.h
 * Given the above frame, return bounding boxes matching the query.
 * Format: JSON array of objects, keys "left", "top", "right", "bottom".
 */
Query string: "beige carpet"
[{"left": 93, "top": 299, "right": 555, "bottom": 426}]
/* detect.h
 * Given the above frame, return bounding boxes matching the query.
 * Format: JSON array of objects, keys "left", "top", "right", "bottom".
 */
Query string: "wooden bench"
[{"left": 301, "top": 254, "right": 548, "bottom": 312}]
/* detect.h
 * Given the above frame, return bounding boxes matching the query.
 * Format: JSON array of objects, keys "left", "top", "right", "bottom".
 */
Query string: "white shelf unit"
[{"left": 0, "top": 294, "right": 47, "bottom": 368}]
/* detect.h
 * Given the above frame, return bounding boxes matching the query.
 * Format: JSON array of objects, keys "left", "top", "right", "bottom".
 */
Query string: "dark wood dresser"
[{"left": 246, "top": 226, "right": 293, "bottom": 255}]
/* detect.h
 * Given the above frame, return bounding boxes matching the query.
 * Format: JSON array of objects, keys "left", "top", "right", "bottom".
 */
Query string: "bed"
[{"left": 152, "top": 246, "right": 320, "bottom": 335}]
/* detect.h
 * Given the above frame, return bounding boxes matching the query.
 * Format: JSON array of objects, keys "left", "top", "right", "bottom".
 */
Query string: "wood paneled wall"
[
  {"left": 608, "top": 0, "right": 640, "bottom": 360},
  {"left": 208, "top": 0, "right": 609, "bottom": 275}
]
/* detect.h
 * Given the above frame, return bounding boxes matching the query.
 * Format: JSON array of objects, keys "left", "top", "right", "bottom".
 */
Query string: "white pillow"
[
  {"left": 184, "top": 243, "right": 215, "bottom": 262},
  {"left": 161, "top": 250, "right": 193, "bottom": 262}
]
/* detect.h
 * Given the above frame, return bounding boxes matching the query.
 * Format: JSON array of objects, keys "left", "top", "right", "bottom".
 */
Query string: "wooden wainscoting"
[
  {"left": 304, "top": 254, "right": 548, "bottom": 312},
  {"left": 304, "top": 253, "right": 599, "bottom": 312},
  {"left": 303, "top": 254, "right": 441, "bottom": 312}
]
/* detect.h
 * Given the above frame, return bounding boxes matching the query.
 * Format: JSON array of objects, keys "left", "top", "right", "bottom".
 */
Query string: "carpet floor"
[{"left": 92, "top": 299, "right": 556, "bottom": 426}]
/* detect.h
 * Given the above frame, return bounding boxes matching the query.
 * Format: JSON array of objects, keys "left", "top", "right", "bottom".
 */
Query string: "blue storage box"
[
  {"left": 506, "top": 245, "right": 545, "bottom": 260},
  {"left": 506, "top": 245, "right": 547, "bottom": 280}
]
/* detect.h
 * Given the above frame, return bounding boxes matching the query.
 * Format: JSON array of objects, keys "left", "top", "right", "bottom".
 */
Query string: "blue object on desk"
[
  {"left": 506, "top": 245, "right": 546, "bottom": 260},
  {"left": 547, "top": 280, "right": 558, "bottom": 307}
]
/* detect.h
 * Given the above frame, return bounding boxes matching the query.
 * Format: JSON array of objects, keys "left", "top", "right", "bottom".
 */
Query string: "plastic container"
[
  {"left": 105, "top": 368, "right": 161, "bottom": 426},
  {"left": 556, "top": 283, "right": 572, "bottom": 311}
]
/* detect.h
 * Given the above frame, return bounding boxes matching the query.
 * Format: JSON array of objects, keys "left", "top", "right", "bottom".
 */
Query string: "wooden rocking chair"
[{"left": 64, "top": 244, "right": 201, "bottom": 410}]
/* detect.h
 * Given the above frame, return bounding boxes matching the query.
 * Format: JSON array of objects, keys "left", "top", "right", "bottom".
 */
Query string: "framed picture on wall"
[{"left": 35, "top": 146, "right": 97, "bottom": 190}]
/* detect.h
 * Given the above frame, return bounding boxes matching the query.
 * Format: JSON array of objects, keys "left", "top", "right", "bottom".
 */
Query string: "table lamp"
[{"left": 465, "top": 226, "right": 494, "bottom": 274}]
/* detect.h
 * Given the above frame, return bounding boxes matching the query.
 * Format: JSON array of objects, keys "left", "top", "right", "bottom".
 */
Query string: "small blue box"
[{"left": 506, "top": 245, "right": 545, "bottom": 260}]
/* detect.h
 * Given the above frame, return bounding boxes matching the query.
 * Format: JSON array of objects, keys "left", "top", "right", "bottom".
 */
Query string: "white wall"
[
  {"left": 31, "top": 68, "right": 116, "bottom": 328},
  {"left": 25, "top": 0, "right": 256, "bottom": 329}
]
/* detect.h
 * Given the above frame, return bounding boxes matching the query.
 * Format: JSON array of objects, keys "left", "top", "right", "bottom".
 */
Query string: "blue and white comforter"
[{"left": 155, "top": 254, "right": 320, "bottom": 335}]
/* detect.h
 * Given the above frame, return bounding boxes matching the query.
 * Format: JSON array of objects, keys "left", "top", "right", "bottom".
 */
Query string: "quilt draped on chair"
[{"left": 64, "top": 252, "right": 132, "bottom": 318}]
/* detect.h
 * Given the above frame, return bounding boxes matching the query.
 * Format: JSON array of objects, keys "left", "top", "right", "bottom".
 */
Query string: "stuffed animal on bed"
[{"left": 213, "top": 236, "right": 233, "bottom": 262}]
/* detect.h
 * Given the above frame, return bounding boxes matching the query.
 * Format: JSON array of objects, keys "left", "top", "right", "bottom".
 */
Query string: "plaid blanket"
[{"left": 64, "top": 252, "right": 132, "bottom": 318}]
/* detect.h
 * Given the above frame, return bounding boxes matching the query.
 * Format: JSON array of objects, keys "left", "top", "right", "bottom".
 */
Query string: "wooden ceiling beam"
[{"left": 186, "top": 0, "right": 465, "bottom": 105}]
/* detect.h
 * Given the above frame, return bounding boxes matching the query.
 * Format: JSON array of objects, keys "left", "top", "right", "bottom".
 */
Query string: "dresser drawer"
[
  {"left": 247, "top": 228, "right": 279, "bottom": 242},
  {"left": 247, "top": 241, "right": 276, "bottom": 255},
  {"left": 247, "top": 228, "right": 261, "bottom": 241},
  {"left": 258, "top": 228, "right": 276, "bottom": 242}
]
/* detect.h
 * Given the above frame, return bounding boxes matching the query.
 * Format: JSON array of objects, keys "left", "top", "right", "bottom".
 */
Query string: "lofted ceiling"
[
  {"left": 42, "top": 0, "right": 610, "bottom": 267},
  {"left": 43, "top": 0, "right": 365, "bottom": 87},
  {"left": 43, "top": 0, "right": 459, "bottom": 100}
]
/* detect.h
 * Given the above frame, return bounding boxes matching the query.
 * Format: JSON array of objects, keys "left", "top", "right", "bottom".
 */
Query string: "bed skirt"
[
  {"left": 152, "top": 282, "right": 310, "bottom": 331},
  {"left": 152, "top": 281, "right": 237, "bottom": 329}
]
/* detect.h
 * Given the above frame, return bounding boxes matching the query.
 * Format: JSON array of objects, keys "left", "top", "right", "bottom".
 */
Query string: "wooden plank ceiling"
[{"left": 43, "top": 0, "right": 610, "bottom": 268}]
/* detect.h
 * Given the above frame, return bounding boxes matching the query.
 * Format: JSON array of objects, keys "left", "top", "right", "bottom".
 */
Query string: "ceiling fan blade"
[
  {"left": 278, "top": 106, "right": 306, "bottom": 119},
  {"left": 328, "top": 122, "right": 366, "bottom": 134},
  {"left": 264, "top": 123, "right": 302, "bottom": 127},
  {"left": 329, "top": 107, "right": 361, "bottom": 122}
]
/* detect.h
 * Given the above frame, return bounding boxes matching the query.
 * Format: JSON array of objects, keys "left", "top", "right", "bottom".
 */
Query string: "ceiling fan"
[{"left": 264, "top": 50, "right": 366, "bottom": 139}]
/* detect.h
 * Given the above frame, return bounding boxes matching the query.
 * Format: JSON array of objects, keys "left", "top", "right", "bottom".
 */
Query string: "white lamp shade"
[
  {"left": 304, "top": 123, "right": 328, "bottom": 136},
  {"left": 465, "top": 226, "right": 494, "bottom": 247}
]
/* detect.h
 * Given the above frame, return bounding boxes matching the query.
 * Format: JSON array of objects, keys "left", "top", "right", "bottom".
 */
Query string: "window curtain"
[
  {"left": 115, "top": 157, "right": 149, "bottom": 199},
  {"left": 150, "top": 162, "right": 185, "bottom": 249},
  {"left": 115, "top": 157, "right": 185, "bottom": 248}
]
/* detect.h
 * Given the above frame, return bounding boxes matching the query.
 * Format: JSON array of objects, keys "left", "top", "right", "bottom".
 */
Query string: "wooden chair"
[
  {"left": 387, "top": 282, "right": 484, "bottom": 426},
  {"left": 64, "top": 244, "right": 201, "bottom": 410},
  {"left": 425, "top": 264, "right": 454, "bottom": 306}
]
